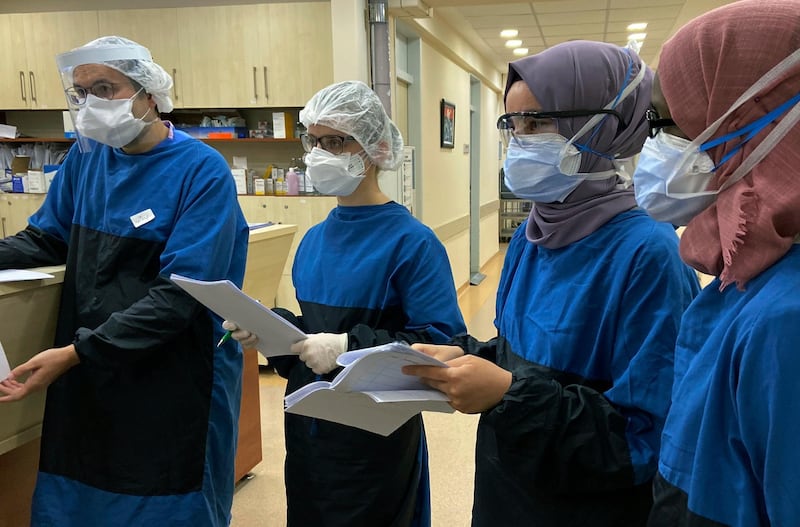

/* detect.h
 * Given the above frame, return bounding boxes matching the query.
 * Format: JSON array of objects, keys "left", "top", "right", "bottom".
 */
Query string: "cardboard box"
[
  {"left": 63, "top": 111, "right": 76, "bottom": 138},
  {"left": 11, "top": 156, "right": 30, "bottom": 175},
  {"left": 177, "top": 127, "right": 248, "bottom": 139},
  {"left": 272, "top": 112, "right": 293, "bottom": 139},
  {"left": 231, "top": 168, "right": 247, "bottom": 195},
  {"left": 25, "top": 171, "right": 47, "bottom": 193}
]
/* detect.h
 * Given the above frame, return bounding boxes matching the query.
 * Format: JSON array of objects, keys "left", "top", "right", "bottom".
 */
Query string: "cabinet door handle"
[
  {"left": 19, "top": 71, "right": 26, "bottom": 102},
  {"left": 263, "top": 66, "right": 269, "bottom": 101},
  {"left": 172, "top": 68, "right": 178, "bottom": 100},
  {"left": 253, "top": 66, "right": 258, "bottom": 99},
  {"left": 1, "top": 217, "right": 6, "bottom": 239},
  {"left": 29, "top": 71, "right": 37, "bottom": 104}
]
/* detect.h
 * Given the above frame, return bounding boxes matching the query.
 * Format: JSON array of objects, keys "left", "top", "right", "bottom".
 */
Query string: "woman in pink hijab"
[{"left": 632, "top": 1, "right": 800, "bottom": 525}]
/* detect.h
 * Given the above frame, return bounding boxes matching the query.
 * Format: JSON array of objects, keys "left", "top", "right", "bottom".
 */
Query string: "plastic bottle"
[{"left": 286, "top": 167, "right": 299, "bottom": 196}]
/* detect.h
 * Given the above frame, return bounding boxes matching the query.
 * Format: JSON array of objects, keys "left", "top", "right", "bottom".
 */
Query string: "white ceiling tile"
[
  {"left": 484, "top": 36, "right": 547, "bottom": 48},
  {"left": 536, "top": 10, "right": 607, "bottom": 26},
  {"left": 459, "top": 3, "right": 534, "bottom": 16},
  {"left": 610, "top": 0, "right": 685, "bottom": 8},
  {"left": 605, "top": 19, "right": 675, "bottom": 32},
  {"left": 476, "top": 27, "right": 544, "bottom": 40},
  {"left": 541, "top": 23, "right": 606, "bottom": 37},
  {"left": 533, "top": 0, "right": 606, "bottom": 14},
  {"left": 466, "top": 14, "right": 539, "bottom": 29},
  {"left": 608, "top": 6, "right": 683, "bottom": 21}
]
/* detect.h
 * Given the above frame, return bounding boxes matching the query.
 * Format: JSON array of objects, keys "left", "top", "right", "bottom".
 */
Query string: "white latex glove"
[
  {"left": 291, "top": 333, "right": 348, "bottom": 375},
  {"left": 221, "top": 320, "right": 259, "bottom": 349}
]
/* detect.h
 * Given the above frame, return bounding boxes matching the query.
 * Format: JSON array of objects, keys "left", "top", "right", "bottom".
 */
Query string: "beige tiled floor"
[{"left": 230, "top": 249, "right": 505, "bottom": 527}]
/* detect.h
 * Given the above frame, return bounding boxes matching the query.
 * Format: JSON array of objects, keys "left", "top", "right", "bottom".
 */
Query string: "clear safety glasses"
[{"left": 497, "top": 109, "right": 629, "bottom": 147}]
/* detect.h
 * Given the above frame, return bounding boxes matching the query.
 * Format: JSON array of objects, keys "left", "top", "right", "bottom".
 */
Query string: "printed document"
[
  {"left": 170, "top": 273, "right": 306, "bottom": 358},
  {"left": 0, "top": 341, "right": 10, "bottom": 380},
  {"left": 284, "top": 341, "right": 454, "bottom": 436},
  {"left": 0, "top": 270, "right": 54, "bottom": 282}
]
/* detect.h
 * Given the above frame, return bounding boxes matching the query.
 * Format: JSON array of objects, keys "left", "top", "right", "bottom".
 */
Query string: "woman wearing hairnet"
[
  {"left": 0, "top": 37, "right": 249, "bottom": 526},
  {"left": 404, "top": 41, "right": 699, "bottom": 526},
  {"left": 226, "top": 80, "right": 465, "bottom": 526},
  {"left": 632, "top": 1, "right": 800, "bottom": 525}
]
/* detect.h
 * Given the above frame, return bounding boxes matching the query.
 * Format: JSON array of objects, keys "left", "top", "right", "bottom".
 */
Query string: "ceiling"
[
  {"left": 1, "top": 0, "right": 736, "bottom": 73},
  {"left": 403, "top": 0, "right": 737, "bottom": 71}
]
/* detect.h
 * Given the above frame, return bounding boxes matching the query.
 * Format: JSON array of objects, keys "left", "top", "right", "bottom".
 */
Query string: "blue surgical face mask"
[
  {"left": 503, "top": 134, "right": 587, "bottom": 202},
  {"left": 633, "top": 49, "right": 800, "bottom": 226}
]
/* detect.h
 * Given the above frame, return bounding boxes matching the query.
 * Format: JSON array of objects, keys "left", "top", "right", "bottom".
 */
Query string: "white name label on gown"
[{"left": 130, "top": 208, "right": 156, "bottom": 228}]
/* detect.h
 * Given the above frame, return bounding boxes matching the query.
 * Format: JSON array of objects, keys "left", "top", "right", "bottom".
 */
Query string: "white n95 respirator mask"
[
  {"left": 75, "top": 90, "right": 152, "bottom": 148},
  {"left": 304, "top": 147, "right": 368, "bottom": 196}
]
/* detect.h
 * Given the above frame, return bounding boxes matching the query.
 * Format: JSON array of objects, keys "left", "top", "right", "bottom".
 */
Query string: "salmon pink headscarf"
[{"left": 658, "top": 0, "right": 800, "bottom": 289}]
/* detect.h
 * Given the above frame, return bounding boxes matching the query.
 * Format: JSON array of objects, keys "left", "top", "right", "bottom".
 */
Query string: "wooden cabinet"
[
  {"left": 176, "top": 5, "right": 263, "bottom": 108},
  {"left": 267, "top": 2, "right": 334, "bottom": 107},
  {"left": 0, "top": 193, "right": 46, "bottom": 238},
  {"left": 2, "top": 12, "right": 99, "bottom": 110},
  {"left": 175, "top": 2, "right": 332, "bottom": 108},
  {"left": 97, "top": 9, "right": 184, "bottom": 109},
  {"left": 1, "top": 3, "right": 332, "bottom": 111}
]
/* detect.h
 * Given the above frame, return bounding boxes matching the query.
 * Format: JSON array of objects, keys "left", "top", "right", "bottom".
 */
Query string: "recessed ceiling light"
[
  {"left": 627, "top": 22, "right": 648, "bottom": 31},
  {"left": 505, "top": 39, "right": 523, "bottom": 48},
  {"left": 628, "top": 32, "right": 647, "bottom": 41},
  {"left": 512, "top": 48, "right": 529, "bottom": 56},
  {"left": 500, "top": 29, "right": 519, "bottom": 38}
]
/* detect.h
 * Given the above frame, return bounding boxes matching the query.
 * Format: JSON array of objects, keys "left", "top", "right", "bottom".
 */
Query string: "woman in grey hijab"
[{"left": 404, "top": 41, "right": 700, "bottom": 526}]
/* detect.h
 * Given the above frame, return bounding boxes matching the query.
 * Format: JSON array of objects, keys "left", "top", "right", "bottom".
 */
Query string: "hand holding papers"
[
  {"left": 284, "top": 341, "right": 454, "bottom": 436},
  {"left": 170, "top": 274, "right": 307, "bottom": 358}
]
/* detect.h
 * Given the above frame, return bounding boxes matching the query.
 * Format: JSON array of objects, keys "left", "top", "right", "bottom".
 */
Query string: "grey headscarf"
[{"left": 505, "top": 40, "right": 653, "bottom": 248}]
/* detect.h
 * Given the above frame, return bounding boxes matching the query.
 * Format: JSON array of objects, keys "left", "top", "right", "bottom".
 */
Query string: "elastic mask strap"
[
  {"left": 687, "top": 48, "right": 800, "bottom": 151},
  {"left": 701, "top": 92, "right": 800, "bottom": 168},
  {"left": 718, "top": 96, "right": 800, "bottom": 193}
]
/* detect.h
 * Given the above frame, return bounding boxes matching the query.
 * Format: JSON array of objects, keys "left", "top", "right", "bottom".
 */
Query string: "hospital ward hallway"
[{"left": 230, "top": 248, "right": 506, "bottom": 527}]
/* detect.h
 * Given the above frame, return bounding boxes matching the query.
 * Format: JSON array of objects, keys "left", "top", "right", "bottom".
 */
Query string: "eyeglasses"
[
  {"left": 300, "top": 133, "right": 357, "bottom": 155},
  {"left": 645, "top": 108, "right": 676, "bottom": 138},
  {"left": 64, "top": 81, "right": 130, "bottom": 105},
  {"left": 497, "top": 109, "right": 629, "bottom": 147}
]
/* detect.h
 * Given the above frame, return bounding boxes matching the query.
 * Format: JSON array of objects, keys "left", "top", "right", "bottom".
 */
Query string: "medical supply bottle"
[{"left": 286, "top": 167, "right": 299, "bottom": 196}]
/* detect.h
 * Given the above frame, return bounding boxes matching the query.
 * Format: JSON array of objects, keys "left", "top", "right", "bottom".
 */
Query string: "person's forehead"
[
  {"left": 307, "top": 123, "right": 347, "bottom": 137},
  {"left": 72, "top": 64, "right": 129, "bottom": 87},
  {"left": 505, "top": 80, "right": 541, "bottom": 113}
]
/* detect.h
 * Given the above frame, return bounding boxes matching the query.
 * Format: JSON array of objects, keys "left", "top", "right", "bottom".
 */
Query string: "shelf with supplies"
[
  {"left": 0, "top": 138, "right": 74, "bottom": 143},
  {"left": 499, "top": 196, "right": 532, "bottom": 243}
]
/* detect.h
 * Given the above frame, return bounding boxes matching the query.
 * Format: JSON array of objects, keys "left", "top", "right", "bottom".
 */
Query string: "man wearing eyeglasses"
[{"left": 0, "top": 36, "right": 248, "bottom": 527}]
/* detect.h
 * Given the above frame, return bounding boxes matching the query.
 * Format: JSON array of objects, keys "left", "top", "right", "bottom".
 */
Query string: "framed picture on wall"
[{"left": 440, "top": 99, "right": 455, "bottom": 149}]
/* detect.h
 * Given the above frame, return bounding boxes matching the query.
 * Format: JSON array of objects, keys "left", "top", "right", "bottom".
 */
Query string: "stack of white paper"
[{"left": 284, "top": 341, "right": 454, "bottom": 436}]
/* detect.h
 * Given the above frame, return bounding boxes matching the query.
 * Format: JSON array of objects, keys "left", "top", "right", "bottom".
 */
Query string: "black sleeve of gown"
[
  {"left": 483, "top": 365, "right": 636, "bottom": 494},
  {"left": 0, "top": 226, "right": 68, "bottom": 269},
  {"left": 449, "top": 333, "right": 498, "bottom": 362},
  {"left": 268, "top": 307, "right": 306, "bottom": 379}
]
